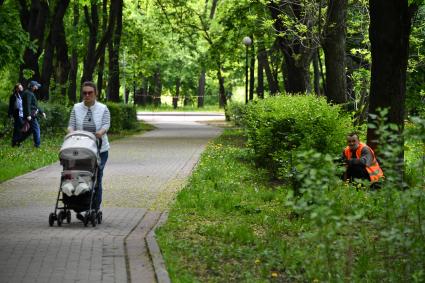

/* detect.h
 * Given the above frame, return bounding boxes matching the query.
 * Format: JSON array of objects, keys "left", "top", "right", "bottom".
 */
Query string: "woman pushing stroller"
[{"left": 67, "top": 81, "right": 111, "bottom": 221}]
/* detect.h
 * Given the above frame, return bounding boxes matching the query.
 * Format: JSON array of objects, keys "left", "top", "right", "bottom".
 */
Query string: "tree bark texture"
[
  {"left": 68, "top": 2, "right": 79, "bottom": 103},
  {"left": 107, "top": 0, "right": 123, "bottom": 102},
  {"left": 367, "top": 0, "right": 417, "bottom": 150},
  {"left": 249, "top": 43, "right": 255, "bottom": 101},
  {"left": 258, "top": 47, "right": 279, "bottom": 95},
  {"left": 81, "top": 0, "right": 117, "bottom": 84},
  {"left": 153, "top": 68, "right": 162, "bottom": 107},
  {"left": 97, "top": 0, "right": 108, "bottom": 99},
  {"left": 198, "top": 70, "right": 206, "bottom": 108},
  {"left": 40, "top": 0, "right": 70, "bottom": 100},
  {"left": 323, "top": 0, "right": 348, "bottom": 104},
  {"left": 257, "top": 52, "right": 264, "bottom": 99},
  {"left": 173, "top": 77, "right": 181, "bottom": 109},
  {"left": 313, "top": 49, "right": 321, "bottom": 96},
  {"left": 18, "top": 0, "right": 49, "bottom": 97},
  {"left": 268, "top": 0, "right": 314, "bottom": 94}
]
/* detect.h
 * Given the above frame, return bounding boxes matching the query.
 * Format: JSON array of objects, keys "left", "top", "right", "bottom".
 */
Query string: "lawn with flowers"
[{"left": 156, "top": 125, "right": 425, "bottom": 282}]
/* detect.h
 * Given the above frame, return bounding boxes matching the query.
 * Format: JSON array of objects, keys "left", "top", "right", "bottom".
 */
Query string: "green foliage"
[
  {"left": 234, "top": 95, "right": 353, "bottom": 177},
  {"left": 0, "top": 1, "right": 29, "bottom": 69},
  {"left": 158, "top": 120, "right": 425, "bottom": 282},
  {"left": 38, "top": 102, "right": 70, "bottom": 134},
  {"left": 105, "top": 102, "right": 138, "bottom": 133}
]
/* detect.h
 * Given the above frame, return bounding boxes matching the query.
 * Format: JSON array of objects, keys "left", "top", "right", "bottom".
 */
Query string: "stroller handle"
[{"left": 97, "top": 138, "right": 102, "bottom": 150}]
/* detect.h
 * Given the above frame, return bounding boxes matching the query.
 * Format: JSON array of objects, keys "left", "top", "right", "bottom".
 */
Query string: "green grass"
[
  {"left": 0, "top": 122, "right": 154, "bottom": 183},
  {"left": 156, "top": 127, "right": 425, "bottom": 282}
]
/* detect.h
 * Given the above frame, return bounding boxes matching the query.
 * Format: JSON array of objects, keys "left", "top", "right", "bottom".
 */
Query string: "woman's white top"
[{"left": 68, "top": 101, "right": 110, "bottom": 153}]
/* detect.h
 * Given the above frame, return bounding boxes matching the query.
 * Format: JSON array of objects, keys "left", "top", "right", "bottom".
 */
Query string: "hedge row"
[
  {"left": 228, "top": 95, "right": 353, "bottom": 177},
  {"left": 0, "top": 101, "right": 139, "bottom": 137}
]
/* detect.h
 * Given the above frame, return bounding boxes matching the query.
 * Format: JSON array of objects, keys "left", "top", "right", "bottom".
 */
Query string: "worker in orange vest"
[{"left": 342, "top": 132, "right": 384, "bottom": 184}]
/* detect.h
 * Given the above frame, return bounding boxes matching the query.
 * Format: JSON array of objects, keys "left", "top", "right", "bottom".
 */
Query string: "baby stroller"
[{"left": 48, "top": 131, "right": 102, "bottom": 227}]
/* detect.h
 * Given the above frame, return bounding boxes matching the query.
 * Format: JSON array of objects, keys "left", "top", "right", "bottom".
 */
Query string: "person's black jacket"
[
  {"left": 8, "top": 92, "right": 21, "bottom": 119},
  {"left": 22, "top": 89, "right": 43, "bottom": 119}
]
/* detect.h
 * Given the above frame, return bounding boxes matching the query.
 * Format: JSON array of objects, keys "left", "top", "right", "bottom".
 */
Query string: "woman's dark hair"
[
  {"left": 81, "top": 81, "right": 98, "bottom": 95},
  {"left": 14, "top": 83, "right": 22, "bottom": 93}
]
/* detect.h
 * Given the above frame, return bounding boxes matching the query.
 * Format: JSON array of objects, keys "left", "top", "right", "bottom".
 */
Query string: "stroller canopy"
[{"left": 60, "top": 131, "right": 99, "bottom": 163}]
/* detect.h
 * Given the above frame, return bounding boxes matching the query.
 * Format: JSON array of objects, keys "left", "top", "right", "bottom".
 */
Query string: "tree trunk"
[
  {"left": 249, "top": 43, "right": 255, "bottom": 101},
  {"left": 323, "top": 0, "right": 348, "bottom": 104},
  {"left": 81, "top": 0, "right": 117, "bottom": 84},
  {"left": 367, "top": 0, "right": 417, "bottom": 150},
  {"left": 198, "top": 70, "right": 206, "bottom": 108},
  {"left": 217, "top": 68, "right": 226, "bottom": 107},
  {"left": 153, "top": 68, "right": 162, "bottom": 107},
  {"left": 97, "top": 0, "right": 108, "bottom": 100},
  {"left": 282, "top": 52, "right": 311, "bottom": 94},
  {"left": 18, "top": 0, "right": 49, "bottom": 98},
  {"left": 268, "top": 0, "right": 313, "bottom": 94},
  {"left": 40, "top": 0, "right": 70, "bottom": 100},
  {"left": 107, "top": 0, "right": 123, "bottom": 102},
  {"left": 257, "top": 52, "right": 264, "bottom": 99},
  {"left": 313, "top": 49, "right": 321, "bottom": 96},
  {"left": 173, "top": 77, "right": 181, "bottom": 109},
  {"left": 258, "top": 47, "right": 279, "bottom": 95},
  {"left": 68, "top": 1, "right": 79, "bottom": 103}
]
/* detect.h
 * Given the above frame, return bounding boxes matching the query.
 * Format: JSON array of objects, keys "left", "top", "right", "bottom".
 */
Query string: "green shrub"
[
  {"left": 237, "top": 95, "right": 353, "bottom": 177},
  {"left": 0, "top": 101, "right": 11, "bottom": 137},
  {"left": 38, "top": 102, "right": 70, "bottom": 134},
  {"left": 105, "top": 102, "right": 138, "bottom": 133},
  {"left": 226, "top": 102, "right": 248, "bottom": 125}
]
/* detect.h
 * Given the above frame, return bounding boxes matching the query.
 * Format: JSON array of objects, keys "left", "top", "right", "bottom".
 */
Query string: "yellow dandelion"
[{"left": 271, "top": 272, "right": 278, "bottom": 278}]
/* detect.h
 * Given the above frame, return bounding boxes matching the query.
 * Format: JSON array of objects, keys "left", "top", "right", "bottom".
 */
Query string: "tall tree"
[
  {"left": 268, "top": 0, "right": 318, "bottom": 94},
  {"left": 97, "top": 0, "right": 108, "bottom": 99},
  {"left": 323, "top": 0, "right": 348, "bottom": 104},
  {"left": 68, "top": 1, "right": 79, "bottom": 103},
  {"left": 81, "top": 0, "right": 117, "bottom": 84},
  {"left": 107, "top": 0, "right": 123, "bottom": 102},
  {"left": 40, "top": 0, "right": 70, "bottom": 100},
  {"left": 367, "top": 0, "right": 418, "bottom": 150},
  {"left": 18, "top": 0, "right": 49, "bottom": 97}
]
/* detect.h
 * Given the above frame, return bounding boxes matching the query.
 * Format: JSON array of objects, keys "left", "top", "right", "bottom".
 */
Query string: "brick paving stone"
[{"left": 0, "top": 114, "right": 223, "bottom": 282}]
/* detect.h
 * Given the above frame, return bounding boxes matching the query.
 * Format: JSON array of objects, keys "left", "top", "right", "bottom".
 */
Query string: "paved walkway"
[{"left": 0, "top": 112, "right": 224, "bottom": 283}]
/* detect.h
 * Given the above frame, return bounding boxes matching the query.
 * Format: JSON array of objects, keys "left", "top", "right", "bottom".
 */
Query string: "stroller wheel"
[
  {"left": 97, "top": 211, "right": 102, "bottom": 224},
  {"left": 83, "top": 213, "right": 89, "bottom": 227},
  {"left": 57, "top": 212, "right": 63, "bottom": 227},
  {"left": 48, "top": 213, "right": 55, "bottom": 227},
  {"left": 90, "top": 211, "right": 97, "bottom": 227},
  {"left": 66, "top": 211, "right": 71, "bottom": 224}
]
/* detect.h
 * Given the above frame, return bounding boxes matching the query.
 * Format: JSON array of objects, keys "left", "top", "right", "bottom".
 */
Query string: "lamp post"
[{"left": 242, "top": 36, "right": 252, "bottom": 104}]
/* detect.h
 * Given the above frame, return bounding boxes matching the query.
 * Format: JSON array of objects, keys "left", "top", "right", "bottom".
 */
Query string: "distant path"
[{"left": 0, "top": 112, "right": 224, "bottom": 283}]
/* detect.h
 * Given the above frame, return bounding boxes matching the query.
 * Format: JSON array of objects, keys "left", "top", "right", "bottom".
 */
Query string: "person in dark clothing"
[
  {"left": 19, "top": 81, "right": 46, "bottom": 147},
  {"left": 342, "top": 132, "right": 384, "bottom": 184},
  {"left": 8, "top": 83, "right": 24, "bottom": 147}
]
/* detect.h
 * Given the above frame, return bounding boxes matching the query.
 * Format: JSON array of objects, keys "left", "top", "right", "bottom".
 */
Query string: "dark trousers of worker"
[
  {"left": 346, "top": 164, "right": 370, "bottom": 182},
  {"left": 94, "top": 151, "right": 108, "bottom": 211}
]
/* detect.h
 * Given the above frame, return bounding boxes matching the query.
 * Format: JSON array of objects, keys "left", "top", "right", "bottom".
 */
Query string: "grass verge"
[
  {"left": 0, "top": 122, "right": 154, "bottom": 183},
  {"left": 156, "top": 128, "right": 293, "bottom": 282},
  {"left": 156, "top": 127, "right": 425, "bottom": 282}
]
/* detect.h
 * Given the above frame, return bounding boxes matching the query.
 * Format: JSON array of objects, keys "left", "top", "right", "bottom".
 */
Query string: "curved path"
[{"left": 0, "top": 112, "right": 223, "bottom": 283}]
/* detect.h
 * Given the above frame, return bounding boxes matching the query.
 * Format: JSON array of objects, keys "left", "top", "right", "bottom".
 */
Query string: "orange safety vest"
[{"left": 344, "top": 143, "right": 384, "bottom": 183}]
